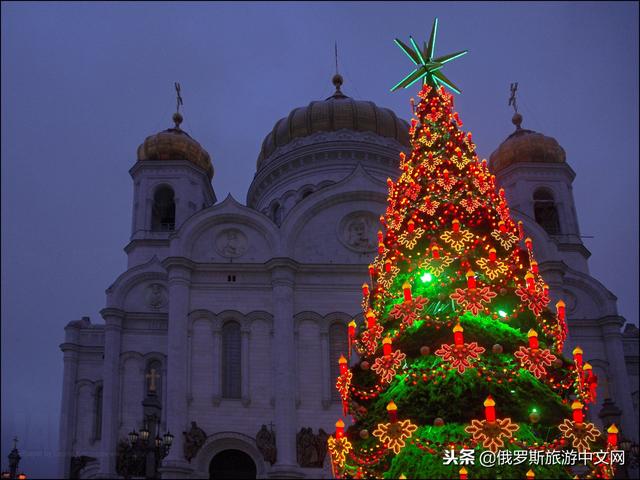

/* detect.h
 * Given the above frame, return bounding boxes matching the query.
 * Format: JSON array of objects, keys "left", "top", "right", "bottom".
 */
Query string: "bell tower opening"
[
  {"left": 209, "top": 449, "right": 257, "bottom": 479},
  {"left": 151, "top": 186, "right": 176, "bottom": 232},
  {"left": 533, "top": 187, "right": 561, "bottom": 235}
]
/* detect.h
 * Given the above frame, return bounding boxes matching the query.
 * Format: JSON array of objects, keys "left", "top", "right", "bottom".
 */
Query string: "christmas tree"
[{"left": 328, "top": 19, "right": 616, "bottom": 480}]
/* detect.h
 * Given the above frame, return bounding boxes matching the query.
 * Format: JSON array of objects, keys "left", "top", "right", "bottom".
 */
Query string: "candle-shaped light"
[
  {"left": 382, "top": 336, "right": 392, "bottom": 356},
  {"left": 528, "top": 329, "right": 539, "bottom": 350},
  {"left": 408, "top": 219, "right": 415, "bottom": 233},
  {"left": 556, "top": 300, "right": 566, "bottom": 321},
  {"left": 607, "top": 424, "right": 618, "bottom": 448},
  {"left": 466, "top": 270, "right": 476, "bottom": 290},
  {"left": 543, "top": 284, "right": 549, "bottom": 297},
  {"left": 452, "top": 219, "right": 460, "bottom": 233},
  {"left": 377, "top": 230, "right": 384, "bottom": 242},
  {"left": 517, "top": 220, "right": 524, "bottom": 239},
  {"left": 525, "top": 237, "right": 533, "bottom": 251},
  {"left": 348, "top": 320, "right": 356, "bottom": 338},
  {"left": 432, "top": 245, "right": 440, "bottom": 259},
  {"left": 335, "top": 419, "right": 345, "bottom": 439},
  {"left": 338, "top": 355, "right": 348, "bottom": 375},
  {"left": 403, "top": 282, "right": 412, "bottom": 303},
  {"left": 366, "top": 310, "right": 376, "bottom": 330},
  {"left": 385, "top": 259, "right": 392, "bottom": 273},
  {"left": 453, "top": 323, "right": 464, "bottom": 347},
  {"left": 499, "top": 188, "right": 506, "bottom": 199},
  {"left": 526, "top": 470, "right": 535, "bottom": 480},
  {"left": 583, "top": 362, "right": 593, "bottom": 380},
  {"left": 525, "top": 272, "right": 535, "bottom": 292},
  {"left": 572, "top": 346, "right": 583, "bottom": 370},
  {"left": 378, "top": 241, "right": 385, "bottom": 254},
  {"left": 386, "top": 401, "right": 398, "bottom": 422},
  {"left": 498, "top": 220, "right": 507, "bottom": 233},
  {"left": 488, "top": 248, "right": 497, "bottom": 262},
  {"left": 571, "top": 400, "right": 584, "bottom": 424},
  {"left": 530, "top": 261, "right": 539, "bottom": 274},
  {"left": 484, "top": 395, "right": 496, "bottom": 423},
  {"left": 443, "top": 169, "right": 450, "bottom": 182},
  {"left": 362, "top": 283, "right": 370, "bottom": 297},
  {"left": 459, "top": 467, "right": 468, "bottom": 480},
  {"left": 368, "top": 264, "right": 375, "bottom": 277}
]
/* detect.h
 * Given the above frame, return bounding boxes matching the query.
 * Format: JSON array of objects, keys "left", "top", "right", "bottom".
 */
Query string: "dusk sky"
[{"left": 1, "top": 2, "right": 638, "bottom": 477}]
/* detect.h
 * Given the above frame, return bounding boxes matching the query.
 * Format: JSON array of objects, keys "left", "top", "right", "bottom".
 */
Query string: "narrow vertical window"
[
  {"left": 94, "top": 385, "right": 103, "bottom": 440},
  {"left": 151, "top": 186, "right": 176, "bottom": 231},
  {"left": 533, "top": 188, "right": 561, "bottom": 235},
  {"left": 222, "top": 322, "right": 242, "bottom": 399},
  {"left": 329, "top": 323, "right": 348, "bottom": 400}
]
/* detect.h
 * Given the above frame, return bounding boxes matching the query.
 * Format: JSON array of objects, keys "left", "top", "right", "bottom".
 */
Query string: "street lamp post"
[
  {"left": 1, "top": 438, "right": 26, "bottom": 480},
  {"left": 119, "top": 420, "right": 173, "bottom": 479}
]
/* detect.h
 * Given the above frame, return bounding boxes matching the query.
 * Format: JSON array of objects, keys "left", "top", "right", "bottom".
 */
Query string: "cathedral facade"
[{"left": 58, "top": 76, "right": 638, "bottom": 479}]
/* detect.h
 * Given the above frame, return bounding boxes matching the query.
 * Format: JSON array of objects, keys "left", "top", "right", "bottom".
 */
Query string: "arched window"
[
  {"left": 329, "top": 323, "right": 348, "bottom": 400},
  {"left": 533, "top": 188, "right": 561, "bottom": 235},
  {"left": 94, "top": 384, "right": 103, "bottom": 441},
  {"left": 151, "top": 186, "right": 176, "bottom": 231},
  {"left": 145, "top": 360, "right": 163, "bottom": 400},
  {"left": 222, "top": 322, "right": 242, "bottom": 399},
  {"left": 271, "top": 202, "right": 283, "bottom": 226}
]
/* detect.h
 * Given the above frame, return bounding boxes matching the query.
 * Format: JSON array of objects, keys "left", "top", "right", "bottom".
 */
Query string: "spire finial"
[
  {"left": 331, "top": 42, "right": 344, "bottom": 96},
  {"left": 509, "top": 82, "right": 522, "bottom": 129},
  {"left": 173, "top": 82, "right": 183, "bottom": 129}
]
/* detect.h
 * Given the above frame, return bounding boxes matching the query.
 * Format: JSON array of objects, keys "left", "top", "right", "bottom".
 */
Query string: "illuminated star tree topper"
[{"left": 391, "top": 18, "right": 467, "bottom": 94}]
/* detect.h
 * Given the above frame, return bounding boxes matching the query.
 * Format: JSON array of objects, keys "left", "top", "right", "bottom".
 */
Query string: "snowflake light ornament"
[
  {"left": 465, "top": 396, "right": 519, "bottom": 452},
  {"left": 450, "top": 149, "right": 471, "bottom": 170},
  {"left": 491, "top": 223, "right": 519, "bottom": 250},
  {"left": 373, "top": 401, "right": 418, "bottom": 454},
  {"left": 450, "top": 285, "right": 497, "bottom": 315},
  {"left": 371, "top": 339, "right": 407, "bottom": 384},
  {"left": 419, "top": 254, "right": 453, "bottom": 276},
  {"left": 420, "top": 153, "right": 443, "bottom": 173},
  {"left": 328, "top": 421, "right": 353, "bottom": 467},
  {"left": 558, "top": 402, "right": 601, "bottom": 451},
  {"left": 398, "top": 225, "right": 425, "bottom": 249},
  {"left": 514, "top": 346, "right": 557, "bottom": 379},
  {"left": 515, "top": 285, "right": 550, "bottom": 316},
  {"left": 437, "top": 170, "right": 457, "bottom": 191},
  {"left": 435, "top": 323, "right": 485, "bottom": 373},
  {"left": 389, "top": 296, "right": 428, "bottom": 327},
  {"left": 418, "top": 196, "right": 440, "bottom": 215},
  {"left": 440, "top": 220, "right": 474, "bottom": 252},
  {"left": 476, "top": 254, "right": 509, "bottom": 280}
]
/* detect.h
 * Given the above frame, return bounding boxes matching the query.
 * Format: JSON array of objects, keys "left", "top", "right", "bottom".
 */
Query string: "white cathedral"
[{"left": 58, "top": 75, "right": 639, "bottom": 479}]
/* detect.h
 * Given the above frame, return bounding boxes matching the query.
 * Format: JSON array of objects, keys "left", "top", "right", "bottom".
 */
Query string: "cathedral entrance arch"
[
  {"left": 192, "top": 431, "right": 266, "bottom": 479},
  {"left": 209, "top": 449, "right": 256, "bottom": 479}
]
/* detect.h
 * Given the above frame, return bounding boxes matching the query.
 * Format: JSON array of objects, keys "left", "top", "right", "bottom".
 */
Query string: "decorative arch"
[
  {"left": 192, "top": 432, "right": 267, "bottom": 479},
  {"left": 280, "top": 163, "right": 388, "bottom": 256},
  {"left": 173, "top": 194, "right": 280, "bottom": 259},
  {"left": 105, "top": 256, "right": 167, "bottom": 310}
]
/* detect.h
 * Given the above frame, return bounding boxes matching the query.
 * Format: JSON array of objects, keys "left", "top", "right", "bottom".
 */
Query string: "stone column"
[
  {"left": 241, "top": 326, "right": 251, "bottom": 406},
  {"left": 98, "top": 308, "right": 124, "bottom": 477},
  {"left": 598, "top": 316, "right": 638, "bottom": 441},
  {"left": 58, "top": 322, "right": 81, "bottom": 478},
  {"left": 267, "top": 260, "right": 300, "bottom": 478},
  {"left": 320, "top": 330, "right": 331, "bottom": 409},
  {"left": 159, "top": 258, "right": 194, "bottom": 478}
]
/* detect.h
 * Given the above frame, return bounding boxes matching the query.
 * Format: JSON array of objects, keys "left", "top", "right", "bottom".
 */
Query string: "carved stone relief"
[
  {"left": 215, "top": 228, "right": 248, "bottom": 258},
  {"left": 144, "top": 283, "right": 167, "bottom": 311},
  {"left": 338, "top": 211, "right": 378, "bottom": 253}
]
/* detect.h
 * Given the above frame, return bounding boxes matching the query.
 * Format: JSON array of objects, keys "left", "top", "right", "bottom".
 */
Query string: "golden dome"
[
  {"left": 257, "top": 75, "right": 410, "bottom": 169},
  {"left": 137, "top": 113, "right": 213, "bottom": 179},
  {"left": 489, "top": 113, "right": 565, "bottom": 173}
]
